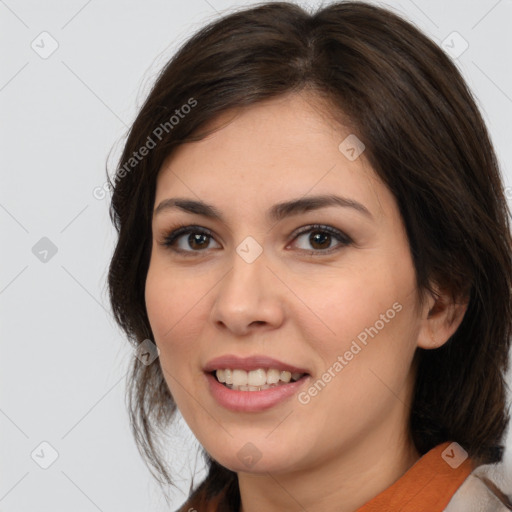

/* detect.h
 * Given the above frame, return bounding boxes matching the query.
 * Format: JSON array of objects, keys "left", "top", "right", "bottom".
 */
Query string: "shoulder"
[{"left": 443, "top": 460, "right": 512, "bottom": 511}]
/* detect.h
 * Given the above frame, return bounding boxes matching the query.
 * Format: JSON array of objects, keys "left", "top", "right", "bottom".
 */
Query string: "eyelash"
[{"left": 160, "top": 223, "right": 353, "bottom": 257}]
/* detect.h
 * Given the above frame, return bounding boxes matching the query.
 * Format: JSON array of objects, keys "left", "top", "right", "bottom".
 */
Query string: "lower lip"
[{"left": 205, "top": 372, "right": 310, "bottom": 412}]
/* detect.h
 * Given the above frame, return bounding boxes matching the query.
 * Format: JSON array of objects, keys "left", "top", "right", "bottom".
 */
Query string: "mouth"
[
  {"left": 209, "top": 368, "right": 309, "bottom": 391},
  {"left": 203, "top": 355, "right": 311, "bottom": 411}
]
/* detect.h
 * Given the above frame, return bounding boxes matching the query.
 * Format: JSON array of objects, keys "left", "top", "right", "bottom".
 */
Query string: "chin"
[{"left": 206, "top": 444, "right": 302, "bottom": 475}]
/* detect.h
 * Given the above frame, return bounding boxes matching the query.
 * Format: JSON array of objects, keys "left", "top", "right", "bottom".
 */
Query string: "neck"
[{"left": 237, "top": 419, "right": 420, "bottom": 512}]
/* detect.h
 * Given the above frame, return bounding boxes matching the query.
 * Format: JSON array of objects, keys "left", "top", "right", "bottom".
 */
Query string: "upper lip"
[{"left": 204, "top": 355, "right": 310, "bottom": 374}]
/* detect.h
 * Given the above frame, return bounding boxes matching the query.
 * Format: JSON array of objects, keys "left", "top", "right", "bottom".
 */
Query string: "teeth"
[
  {"left": 280, "top": 371, "right": 292, "bottom": 383},
  {"left": 267, "top": 368, "right": 280, "bottom": 384},
  {"left": 214, "top": 368, "right": 306, "bottom": 390},
  {"left": 248, "top": 369, "right": 266, "bottom": 387},
  {"left": 232, "top": 369, "right": 248, "bottom": 387}
]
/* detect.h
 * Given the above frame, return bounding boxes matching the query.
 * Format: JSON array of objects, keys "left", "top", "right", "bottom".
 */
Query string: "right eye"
[{"left": 161, "top": 224, "right": 221, "bottom": 255}]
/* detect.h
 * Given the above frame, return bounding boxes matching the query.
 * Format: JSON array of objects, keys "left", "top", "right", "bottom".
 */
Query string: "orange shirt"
[{"left": 355, "top": 441, "right": 474, "bottom": 512}]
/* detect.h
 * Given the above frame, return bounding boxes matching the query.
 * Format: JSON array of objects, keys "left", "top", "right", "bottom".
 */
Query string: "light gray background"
[{"left": 1, "top": 0, "right": 511, "bottom": 510}]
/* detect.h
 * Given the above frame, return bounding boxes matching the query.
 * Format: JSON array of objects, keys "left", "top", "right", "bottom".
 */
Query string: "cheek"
[
  {"left": 304, "top": 265, "right": 400, "bottom": 333},
  {"left": 144, "top": 263, "right": 206, "bottom": 374},
  {"left": 146, "top": 258, "right": 199, "bottom": 334},
  {"left": 144, "top": 264, "right": 207, "bottom": 416},
  {"left": 304, "top": 253, "right": 419, "bottom": 372},
  {"left": 296, "top": 279, "right": 418, "bottom": 443}
]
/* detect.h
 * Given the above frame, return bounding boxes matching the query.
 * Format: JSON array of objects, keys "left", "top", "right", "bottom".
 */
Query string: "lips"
[
  {"left": 203, "top": 354, "right": 310, "bottom": 375},
  {"left": 204, "top": 364, "right": 311, "bottom": 413}
]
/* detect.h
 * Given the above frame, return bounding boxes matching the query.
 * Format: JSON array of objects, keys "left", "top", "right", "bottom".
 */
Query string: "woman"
[{"left": 106, "top": 2, "right": 512, "bottom": 510}]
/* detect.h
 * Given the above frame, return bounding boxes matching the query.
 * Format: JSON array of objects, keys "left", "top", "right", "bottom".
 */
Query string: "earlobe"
[{"left": 417, "top": 288, "right": 469, "bottom": 350}]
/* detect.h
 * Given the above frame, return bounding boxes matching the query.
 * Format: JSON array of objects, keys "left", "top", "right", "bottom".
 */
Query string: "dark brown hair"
[{"left": 106, "top": 1, "right": 512, "bottom": 510}]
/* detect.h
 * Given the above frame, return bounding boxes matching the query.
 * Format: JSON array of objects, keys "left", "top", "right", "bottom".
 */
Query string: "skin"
[{"left": 145, "top": 91, "right": 468, "bottom": 512}]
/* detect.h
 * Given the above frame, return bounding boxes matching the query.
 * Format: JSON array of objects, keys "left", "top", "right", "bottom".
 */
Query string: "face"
[{"left": 145, "top": 92, "right": 428, "bottom": 475}]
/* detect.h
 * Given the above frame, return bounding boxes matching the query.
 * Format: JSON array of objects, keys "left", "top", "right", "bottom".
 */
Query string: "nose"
[{"left": 210, "top": 248, "right": 285, "bottom": 336}]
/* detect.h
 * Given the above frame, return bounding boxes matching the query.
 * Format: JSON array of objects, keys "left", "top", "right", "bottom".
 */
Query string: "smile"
[
  {"left": 213, "top": 368, "right": 306, "bottom": 391},
  {"left": 203, "top": 354, "right": 311, "bottom": 411}
]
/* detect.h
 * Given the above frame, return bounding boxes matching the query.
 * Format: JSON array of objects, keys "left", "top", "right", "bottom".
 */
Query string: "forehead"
[{"left": 154, "top": 92, "right": 389, "bottom": 220}]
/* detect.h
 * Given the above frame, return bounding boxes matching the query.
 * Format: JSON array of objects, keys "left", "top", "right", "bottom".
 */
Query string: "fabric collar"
[{"left": 355, "top": 441, "right": 474, "bottom": 512}]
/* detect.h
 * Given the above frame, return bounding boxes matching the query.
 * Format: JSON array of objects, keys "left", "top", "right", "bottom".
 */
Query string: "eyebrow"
[{"left": 154, "top": 194, "right": 373, "bottom": 223}]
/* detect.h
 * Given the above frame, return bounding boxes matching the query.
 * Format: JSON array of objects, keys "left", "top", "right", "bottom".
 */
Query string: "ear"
[{"left": 417, "top": 284, "right": 469, "bottom": 350}]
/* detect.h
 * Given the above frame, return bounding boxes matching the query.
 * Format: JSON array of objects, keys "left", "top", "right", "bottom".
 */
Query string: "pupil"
[
  {"left": 189, "top": 233, "right": 208, "bottom": 249},
  {"left": 310, "top": 231, "right": 330, "bottom": 249}
]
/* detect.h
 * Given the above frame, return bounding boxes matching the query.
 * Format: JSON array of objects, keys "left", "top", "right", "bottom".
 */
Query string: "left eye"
[
  {"left": 290, "top": 224, "right": 352, "bottom": 254},
  {"left": 161, "top": 224, "right": 352, "bottom": 255}
]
